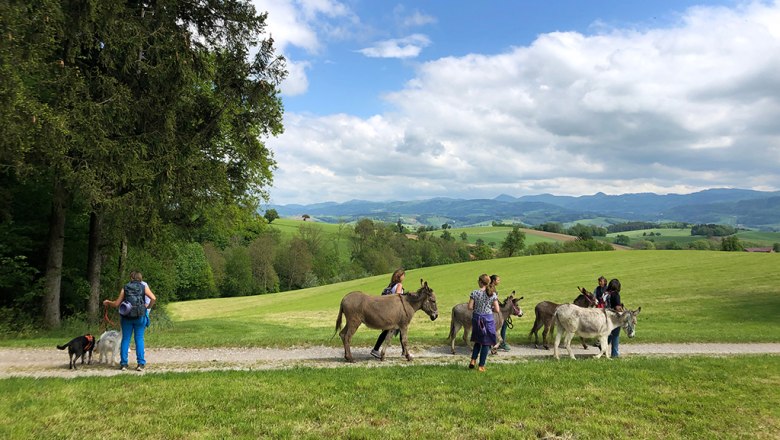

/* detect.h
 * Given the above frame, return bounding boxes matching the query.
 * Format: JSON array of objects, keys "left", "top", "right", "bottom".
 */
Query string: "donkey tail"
[
  {"left": 447, "top": 319, "right": 456, "bottom": 341},
  {"left": 551, "top": 308, "right": 562, "bottom": 335},
  {"left": 332, "top": 304, "right": 344, "bottom": 340}
]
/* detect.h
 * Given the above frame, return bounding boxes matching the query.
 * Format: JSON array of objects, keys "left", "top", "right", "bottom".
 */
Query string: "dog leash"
[{"left": 101, "top": 304, "right": 117, "bottom": 331}]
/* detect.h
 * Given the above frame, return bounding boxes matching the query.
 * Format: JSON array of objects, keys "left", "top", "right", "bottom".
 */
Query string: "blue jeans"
[
  {"left": 120, "top": 315, "right": 148, "bottom": 366},
  {"left": 471, "top": 343, "right": 490, "bottom": 367},
  {"left": 607, "top": 327, "right": 621, "bottom": 358}
]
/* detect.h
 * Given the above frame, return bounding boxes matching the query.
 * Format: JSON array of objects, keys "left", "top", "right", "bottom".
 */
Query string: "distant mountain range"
[{"left": 268, "top": 188, "right": 780, "bottom": 230}]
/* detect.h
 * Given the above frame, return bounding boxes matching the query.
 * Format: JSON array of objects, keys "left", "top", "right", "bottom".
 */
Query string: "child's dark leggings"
[
  {"left": 471, "top": 343, "right": 490, "bottom": 366},
  {"left": 373, "top": 331, "right": 389, "bottom": 351}
]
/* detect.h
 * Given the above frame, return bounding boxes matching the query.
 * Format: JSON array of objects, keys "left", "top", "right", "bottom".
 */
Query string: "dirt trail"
[{"left": 2, "top": 343, "right": 778, "bottom": 378}]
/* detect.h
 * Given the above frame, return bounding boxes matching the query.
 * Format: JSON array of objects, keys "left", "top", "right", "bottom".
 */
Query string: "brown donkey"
[
  {"left": 447, "top": 293, "right": 524, "bottom": 354},
  {"left": 529, "top": 287, "right": 596, "bottom": 350},
  {"left": 335, "top": 279, "right": 438, "bottom": 362}
]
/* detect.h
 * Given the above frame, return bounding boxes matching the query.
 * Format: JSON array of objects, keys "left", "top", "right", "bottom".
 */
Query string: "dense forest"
[{"left": 1, "top": 0, "right": 286, "bottom": 328}]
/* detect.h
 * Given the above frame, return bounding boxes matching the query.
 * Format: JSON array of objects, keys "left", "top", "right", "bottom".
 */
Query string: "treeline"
[
  {"left": 606, "top": 221, "right": 690, "bottom": 233},
  {"left": 690, "top": 224, "right": 738, "bottom": 237},
  {"left": 534, "top": 222, "right": 608, "bottom": 239}
]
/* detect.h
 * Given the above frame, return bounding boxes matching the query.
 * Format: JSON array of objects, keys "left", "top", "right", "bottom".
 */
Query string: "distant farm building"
[{"left": 744, "top": 247, "right": 774, "bottom": 253}]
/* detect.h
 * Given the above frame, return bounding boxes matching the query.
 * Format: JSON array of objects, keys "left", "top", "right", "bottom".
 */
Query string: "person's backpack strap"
[{"left": 381, "top": 283, "right": 398, "bottom": 295}]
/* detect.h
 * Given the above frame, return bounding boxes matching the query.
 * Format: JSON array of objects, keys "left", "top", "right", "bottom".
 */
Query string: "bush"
[
  {"left": 174, "top": 242, "right": 217, "bottom": 300},
  {"left": 614, "top": 235, "right": 631, "bottom": 246}
]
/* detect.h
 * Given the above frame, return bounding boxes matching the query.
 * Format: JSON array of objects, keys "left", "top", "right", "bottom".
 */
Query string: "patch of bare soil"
[
  {"left": 1, "top": 343, "right": 778, "bottom": 379},
  {"left": 522, "top": 228, "right": 577, "bottom": 241}
]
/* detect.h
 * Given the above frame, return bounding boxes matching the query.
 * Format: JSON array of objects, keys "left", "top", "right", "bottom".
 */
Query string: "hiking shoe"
[
  {"left": 136, "top": 364, "right": 145, "bottom": 372},
  {"left": 120, "top": 365, "right": 128, "bottom": 371},
  {"left": 469, "top": 359, "right": 476, "bottom": 369},
  {"left": 478, "top": 366, "right": 486, "bottom": 372},
  {"left": 370, "top": 349, "right": 382, "bottom": 359},
  {"left": 499, "top": 342, "right": 511, "bottom": 351}
]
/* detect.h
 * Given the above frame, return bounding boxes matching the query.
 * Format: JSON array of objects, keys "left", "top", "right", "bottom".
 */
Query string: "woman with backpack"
[
  {"left": 468, "top": 273, "right": 500, "bottom": 372},
  {"left": 103, "top": 271, "right": 156, "bottom": 371},
  {"left": 370, "top": 268, "right": 405, "bottom": 359}
]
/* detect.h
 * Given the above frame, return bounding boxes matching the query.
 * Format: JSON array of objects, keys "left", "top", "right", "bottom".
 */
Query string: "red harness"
[{"left": 84, "top": 334, "right": 95, "bottom": 351}]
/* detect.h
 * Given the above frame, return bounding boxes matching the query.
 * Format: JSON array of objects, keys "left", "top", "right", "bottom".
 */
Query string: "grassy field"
[
  {"left": 273, "top": 219, "right": 569, "bottom": 249},
  {"left": 5, "top": 250, "right": 778, "bottom": 348},
  {"left": 2, "top": 251, "right": 779, "bottom": 439},
  {"left": 736, "top": 230, "right": 780, "bottom": 246},
  {"left": 447, "top": 225, "right": 563, "bottom": 247},
  {"left": 606, "top": 228, "right": 780, "bottom": 248},
  {"left": 1, "top": 356, "right": 777, "bottom": 439}
]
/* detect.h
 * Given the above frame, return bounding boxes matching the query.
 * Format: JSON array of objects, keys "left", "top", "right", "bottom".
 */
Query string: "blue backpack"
[
  {"left": 381, "top": 284, "right": 398, "bottom": 295},
  {"left": 121, "top": 281, "right": 147, "bottom": 319}
]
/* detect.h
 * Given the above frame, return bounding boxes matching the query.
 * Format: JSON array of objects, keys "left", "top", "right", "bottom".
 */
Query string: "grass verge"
[{"left": 1, "top": 355, "right": 777, "bottom": 439}]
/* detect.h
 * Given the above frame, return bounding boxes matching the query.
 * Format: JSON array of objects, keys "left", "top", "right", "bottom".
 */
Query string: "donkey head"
[
  {"left": 621, "top": 307, "right": 642, "bottom": 338},
  {"left": 502, "top": 292, "right": 524, "bottom": 317},
  {"left": 575, "top": 287, "right": 597, "bottom": 307},
  {"left": 417, "top": 279, "right": 438, "bottom": 321}
]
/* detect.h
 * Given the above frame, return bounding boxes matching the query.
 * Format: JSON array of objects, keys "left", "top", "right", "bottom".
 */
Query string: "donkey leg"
[
  {"left": 342, "top": 323, "right": 359, "bottom": 363},
  {"left": 380, "top": 330, "right": 394, "bottom": 360},
  {"left": 542, "top": 324, "right": 551, "bottom": 350},
  {"left": 580, "top": 337, "right": 588, "bottom": 350},
  {"left": 450, "top": 323, "right": 462, "bottom": 354},
  {"left": 399, "top": 328, "right": 413, "bottom": 361},
  {"left": 339, "top": 326, "right": 350, "bottom": 362},
  {"left": 563, "top": 333, "right": 576, "bottom": 360},
  {"left": 595, "top": 335, "right": 609, "bottom": 359},
  {"left": 530, "top": 318, "right": 541, "bottom": 349},
  {"left": 553, "top": 331, "right": 562, "bottom": 360}
]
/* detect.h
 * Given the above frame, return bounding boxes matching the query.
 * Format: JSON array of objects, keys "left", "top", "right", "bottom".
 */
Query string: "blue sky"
[{"left": 253, "top": 0, "right": 780, "bottom": 205}]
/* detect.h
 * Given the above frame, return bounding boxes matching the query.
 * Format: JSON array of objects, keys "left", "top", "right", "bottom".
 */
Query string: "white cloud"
[
  {"left": 402, "top": 11, "right": 437, "bottom": 27},
  {"left": 267, "top": 2, "right": 780, "bottom": 205},
  {"left": 357, "top": 34, "right": 431, "bottom": 58},
  {"left": 252, "top": 0, "right": 356, "bottom": 95}
]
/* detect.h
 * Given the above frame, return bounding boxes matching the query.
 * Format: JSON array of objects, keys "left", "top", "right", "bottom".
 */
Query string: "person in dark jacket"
[
  {"left": 594, "top": 276, "right": 607, "bottom": 308},
  {"left": 605, "top": 278, "right": 624, "bottom": 358}
]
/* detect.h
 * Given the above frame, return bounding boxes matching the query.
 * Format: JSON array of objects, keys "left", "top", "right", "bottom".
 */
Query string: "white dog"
[{"left": 95, "top": 330, "right": 121, "bottom": 366}]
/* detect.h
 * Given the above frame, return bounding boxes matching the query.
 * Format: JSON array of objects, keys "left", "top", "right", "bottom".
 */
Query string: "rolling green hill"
[
  {"left": 444, "top": 225, "right": 568, "bottom": 247},
  {"left": 606, "top": 228, "right": 780, "bottom": 248},
  {"left": 159, "top": 250, "right": 779, "bottom": 348}
]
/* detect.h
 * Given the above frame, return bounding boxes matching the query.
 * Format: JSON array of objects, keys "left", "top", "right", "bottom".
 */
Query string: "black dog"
[{"left": 56, "top": 334, "right": 95, "bottom": 370}]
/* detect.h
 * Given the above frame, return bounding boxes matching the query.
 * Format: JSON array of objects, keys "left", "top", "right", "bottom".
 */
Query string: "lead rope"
[{"left": 101, "top": 304, "right": 117, "bottom": 332}]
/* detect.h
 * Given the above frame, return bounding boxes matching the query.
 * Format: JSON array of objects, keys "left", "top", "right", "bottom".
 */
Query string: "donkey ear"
[
  {"left": 420, "top": 278, "right": 424, "bottom": 286},
  {"left": 635, "top": 306, "right": 641, "bottom": 314}
]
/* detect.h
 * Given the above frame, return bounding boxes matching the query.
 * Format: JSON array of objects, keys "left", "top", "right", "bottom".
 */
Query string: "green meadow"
[
  {"left": 2, "top": 251, "right": 779, "bottom": 439},
  {"left": 447, "top": 225, "right": 562, "bottom": 247},
  {"left": 272, "top": 219, "right": 566, "bottom": 249},
  {"left": 1, "top": 356, "right": 778, "bottom": 439},
  {"left": 606, "top": 228, "right": 780, "bottom": 248},
  {"left": 6, "top": 250, "right": 778, "bottom": 348}
]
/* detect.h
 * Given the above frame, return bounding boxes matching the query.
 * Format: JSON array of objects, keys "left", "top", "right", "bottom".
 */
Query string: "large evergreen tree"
[{"left": 1, "top": 0, "right": 285, "bottom": 327}]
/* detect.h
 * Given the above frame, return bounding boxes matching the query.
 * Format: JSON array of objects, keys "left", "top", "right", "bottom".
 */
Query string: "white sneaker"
[{"left": 370, "top": 349, "right": 381, "bottom": 359}]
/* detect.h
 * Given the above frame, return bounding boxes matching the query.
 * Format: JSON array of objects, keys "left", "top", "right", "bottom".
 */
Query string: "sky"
[{"left": 251, "top": 0, "right": 780, "bottom": 206}]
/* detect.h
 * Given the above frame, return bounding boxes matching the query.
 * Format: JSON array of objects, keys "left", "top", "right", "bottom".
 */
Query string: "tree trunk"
[
  {"left": 43, "top": 178, "right": 66, "bottom": 329},
  {"left": 117, "top": 236, "right": 128, "bottom": 290},
  {"left": 86, "top": 210, "right": 103, "bottom": 322}
]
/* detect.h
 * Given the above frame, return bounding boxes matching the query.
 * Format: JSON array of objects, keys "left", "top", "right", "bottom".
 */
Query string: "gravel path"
[{"left": 2, "top": 343, "right": 779, "bottom": 378}]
